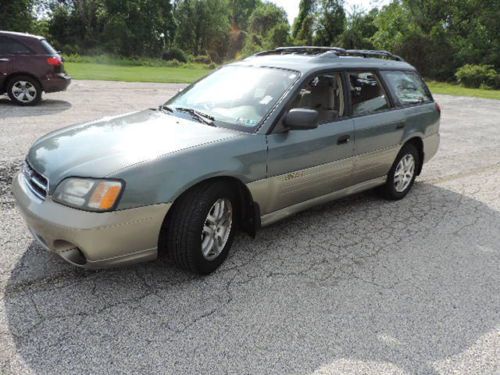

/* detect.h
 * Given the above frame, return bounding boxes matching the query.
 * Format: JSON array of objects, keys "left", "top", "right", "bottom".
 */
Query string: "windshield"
[{"left": 166, "top": 65, "right": 300, "bottom": 131}]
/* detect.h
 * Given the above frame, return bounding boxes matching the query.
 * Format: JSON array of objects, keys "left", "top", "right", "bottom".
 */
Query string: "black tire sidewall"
[
  {"left": 167, "top": 182, "right": 238, "bottom": 275},
  {"left": 7, "top": 76, "right": 42, "bottom": 106},
  {"left": 194, "top": 185, "right": 237, "bottom": 274},
  {"left": 384, "top": 144, "right": 420, "bottom": 200}
]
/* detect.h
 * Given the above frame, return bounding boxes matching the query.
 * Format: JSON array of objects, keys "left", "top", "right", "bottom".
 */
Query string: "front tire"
[
  {"left": 377, "top": 143, "right": 419, "bottom": 200},
  {"left": 162, "top": 182, "right": 237, "bottom": 275},
  {"left": 7, "top": 75, "right": 42, "bottom": 106}
]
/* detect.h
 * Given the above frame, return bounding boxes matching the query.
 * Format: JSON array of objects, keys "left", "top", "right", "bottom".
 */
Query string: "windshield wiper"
[
  {"left": 159, "top": 104, "right": 175, "bottom": 113},
  {"left": 174, "top": 107, "right": 216, "bottom": 126}
]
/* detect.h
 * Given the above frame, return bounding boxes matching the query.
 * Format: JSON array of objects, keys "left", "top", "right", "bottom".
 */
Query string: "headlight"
[{"left": 53, "top": 178, "right": 124, "bottom": 212}]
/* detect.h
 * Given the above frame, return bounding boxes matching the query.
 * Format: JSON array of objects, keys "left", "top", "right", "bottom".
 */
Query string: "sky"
[{"left": 271, "top": 0, "right": 392, "bottom": 24}]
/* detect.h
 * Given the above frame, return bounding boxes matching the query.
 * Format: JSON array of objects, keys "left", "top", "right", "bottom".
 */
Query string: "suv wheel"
[
  {"left": 162, "top": 182, "right": 237, "bottom": 275},
  {"left": 377, "top": 143, "right": 419, "bottom": 200},
  {"left": 7, "top": 75, "right": 42, "bottom": 106}
]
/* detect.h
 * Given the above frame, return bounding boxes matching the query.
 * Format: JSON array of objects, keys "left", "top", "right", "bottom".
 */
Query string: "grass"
[
  {"left": 65, "top": 62, "right": 213, "bottom": 84},
  {"left": 427, "top": 81, "right": 500, "bottom": 100}
]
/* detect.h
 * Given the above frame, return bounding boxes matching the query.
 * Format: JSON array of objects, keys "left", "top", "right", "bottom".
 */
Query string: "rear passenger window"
[
  {"left": 0, "top": 37, "right": 32, "bottom": 55},
  {"left": 383, "top": 71, "right": 432, "bottom": 105},
  {"left": 348, "top": 72, "right": 389, "bottom": 116}
]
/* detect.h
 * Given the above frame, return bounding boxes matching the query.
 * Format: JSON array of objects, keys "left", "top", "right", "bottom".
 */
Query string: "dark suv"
[{"left": 0, "top": 31, "right": 71, "bottom": 105}]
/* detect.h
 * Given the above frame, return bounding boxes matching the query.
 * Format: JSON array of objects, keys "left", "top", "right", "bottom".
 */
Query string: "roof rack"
[
  {"left": 343, "top": 49, "right": 404, "bottom": 61},
  {"left": 253, "top": 46, "right": 404, "bottom": 62},
  {"left": 255, "top": 46, "right": 347, "bottom": 56}
]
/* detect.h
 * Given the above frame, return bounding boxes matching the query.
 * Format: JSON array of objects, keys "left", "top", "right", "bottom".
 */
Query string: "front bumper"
[{"left": 12, "top": 173, "right": 171, "bottom": 269}]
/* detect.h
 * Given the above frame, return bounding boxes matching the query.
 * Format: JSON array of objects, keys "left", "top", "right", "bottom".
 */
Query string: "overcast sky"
[{"left": 271, "top": 0, "right": 391, "bottom": 24}]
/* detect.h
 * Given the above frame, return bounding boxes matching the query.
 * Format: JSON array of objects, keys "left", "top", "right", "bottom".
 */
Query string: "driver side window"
[{"left": 289, "top": 72, "right": 345, "bottom": 125}]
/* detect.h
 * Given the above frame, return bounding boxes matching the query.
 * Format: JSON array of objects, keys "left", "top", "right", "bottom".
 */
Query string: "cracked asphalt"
[{"left": 0, "top": 81, "right": 499, "bottom": 374}]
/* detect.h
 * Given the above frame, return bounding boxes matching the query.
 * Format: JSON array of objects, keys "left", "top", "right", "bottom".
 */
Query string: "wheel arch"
[
  {"left": 160, "top": 176, "right": 260, "bottom": 245},
  {"left": 3, "top": 72, "right": 43, "bottom": 92}
]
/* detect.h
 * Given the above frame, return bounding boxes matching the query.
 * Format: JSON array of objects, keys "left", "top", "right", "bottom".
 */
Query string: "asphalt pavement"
[{"left": 0, "top": 81, "right": 499, "bottom": 374}]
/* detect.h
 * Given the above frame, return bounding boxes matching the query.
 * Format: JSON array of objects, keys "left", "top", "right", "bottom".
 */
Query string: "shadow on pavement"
[
  {"left": 4, "top": 183, "right": 499, "bottom": 374},
  {"left": 0, "top": 98, "right": 72, "bottom": 119}
]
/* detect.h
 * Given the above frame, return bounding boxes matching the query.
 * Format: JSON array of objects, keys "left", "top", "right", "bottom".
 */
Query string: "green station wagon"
[{"left": 13, "top": 47, "right": 440, "bottom": 274}]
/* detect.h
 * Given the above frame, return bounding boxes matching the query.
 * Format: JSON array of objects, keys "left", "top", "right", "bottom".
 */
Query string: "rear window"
[
  {"left": 40, "top": 39, "right": 58, "bottom": 55},
  {"left": 383, "top": 71, "right": 432, "bottom": 105},
  {"left": 0, "top": 36, "right": 32, "bottom": 55}
]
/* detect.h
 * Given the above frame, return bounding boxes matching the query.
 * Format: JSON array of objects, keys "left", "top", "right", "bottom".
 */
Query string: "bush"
[
  {"left": 162, "top": 47, "right": 188, "bottom": 63},
  {"left": 192, "top": 55, "right": 212, "bottom": 64},
  {"left": 208, "top": 62, "right": 217, "bottom": 69},
  {"left": 455, "top": 64, "right": 499, "bottom": 89}
]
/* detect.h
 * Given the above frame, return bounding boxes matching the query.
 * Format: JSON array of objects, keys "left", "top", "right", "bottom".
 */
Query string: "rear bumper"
[
  {"left": 12, "top": 173, "right": 171, "bottom": 269},
  {"left": 42, "top": 73, "right": 71, "bottom": 93},
  {"left": 423, "top": 132, "right": 440, "bottom": 163}
]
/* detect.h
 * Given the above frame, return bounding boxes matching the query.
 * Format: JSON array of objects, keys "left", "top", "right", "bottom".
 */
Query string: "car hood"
[{"left": 27, "top": 109, "right": 243, "bottom": 190}]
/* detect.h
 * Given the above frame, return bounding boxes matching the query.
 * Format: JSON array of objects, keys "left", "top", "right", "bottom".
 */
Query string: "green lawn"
[
  {"left": 65, "top": 62, "right": 213, "bottom": 84},
  {"left": 427, "top": 81, "right": 500, "bottom": 100},
  {"left": 65, "top": 62, "right": 500, "bottom": 100}
]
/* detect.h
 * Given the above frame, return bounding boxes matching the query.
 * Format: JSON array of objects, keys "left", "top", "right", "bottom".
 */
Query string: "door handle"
[
  {"left": 396, "top": 122, "right": 405, "bottom": 129},
  {"left": 0, "top": 58, "right": 9, "bottom": 62},
  {"left": 337, "top": 134, "right": 351, "bottom": 145}
]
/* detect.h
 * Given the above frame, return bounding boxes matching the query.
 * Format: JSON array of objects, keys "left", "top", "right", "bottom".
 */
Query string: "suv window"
[
  {"left": 290, "top": 72, "right": 345, "bottom": 124},
  {"left": 383, "top": 71, "right": 432, "bottom": 105},
  {"left": 0, "top": 37, "right": 32, "bottom": 55},
  {"left": 41, "top": 39, "right": 58, "bottom": 55},
  {"left": 348, "top": 72, "right": 389, "bottom": 116}
]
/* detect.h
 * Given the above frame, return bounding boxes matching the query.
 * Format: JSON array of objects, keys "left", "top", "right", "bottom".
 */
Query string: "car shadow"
[
  {"left": 0, "top": 98, "right": 72, "bottom": 118},
  {"left": 3, "top": 182, "right": 499, "bottom": 374}
]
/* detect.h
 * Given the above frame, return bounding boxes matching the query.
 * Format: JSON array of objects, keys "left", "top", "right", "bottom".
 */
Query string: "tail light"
[
  {"left": 435, "top": 102, "right": 441, "bottom": 114},
  {"left": 47, "top": 56, "right": 62, "bottom": 66}
]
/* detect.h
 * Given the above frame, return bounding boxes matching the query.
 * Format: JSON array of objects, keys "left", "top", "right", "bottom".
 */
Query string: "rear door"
[
  {"left": 0, "top": 36, "right": 13, "bottom": 90},
  {"left": 380, "top": 70, "right": 438, "bottom": 139},
  {"left": 263, "top": 71, "right": 355, "bottom": 214},
  {"left": 348, "top": 70, "right": 405, "bottom": 185}
]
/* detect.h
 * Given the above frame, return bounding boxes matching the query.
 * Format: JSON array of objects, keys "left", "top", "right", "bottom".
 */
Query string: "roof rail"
[
  {"left": 255, "top": 46, "right": 346, "bottom": 57},
  {"left": 253, "top": 46, "right": 404, "bottom": 62},
  {"left": 343, "top": 49, "right": 405, "bottom": 61}
]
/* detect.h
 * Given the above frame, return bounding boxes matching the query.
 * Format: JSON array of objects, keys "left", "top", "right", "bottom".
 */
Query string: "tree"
[
  {"left": 174, "top": 0, "right": 231, "bottom": 62},
  {"left": 338, "top": 7, "right": 378, "bottom": 49},
  {"left": 103, "top": 0, "right": 176, "bottom": 56},
  {"left": 292, "top": 0, "right": 316, "bottom": 39},
  {"left": 228, "top": 0, "right": 261, "bottom": 30},
  {"left": 0, "top": 0, "right": 34, "bottom": 32},
  {"left": 242, "top": 2, "right": 290, "bottom": 55},
  {"left": 314, "top": 0, "right": 346, "bottom": 46}
]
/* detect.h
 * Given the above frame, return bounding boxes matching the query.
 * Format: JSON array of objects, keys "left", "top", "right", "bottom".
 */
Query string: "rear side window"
[
  {"left": 383, "top": 71, "right": 432, "bottom": 105},
  {"left": 41, "top": 39, "right": 58, "bottom": 55},
  {"left": 348, "top": 72, "right": 390, "bottom": 116},
  {"left": 0, "top": 37, "right": 32, "bottom": 55}
]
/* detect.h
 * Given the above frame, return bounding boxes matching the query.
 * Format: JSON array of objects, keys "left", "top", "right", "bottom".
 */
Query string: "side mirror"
[{"left": 284, "top": 108, "right": 319, "bottom": 131}]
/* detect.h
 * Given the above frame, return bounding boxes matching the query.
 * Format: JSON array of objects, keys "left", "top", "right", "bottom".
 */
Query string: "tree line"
[{"left": 1, "top": 0, "right": 499, "bottom": 82}]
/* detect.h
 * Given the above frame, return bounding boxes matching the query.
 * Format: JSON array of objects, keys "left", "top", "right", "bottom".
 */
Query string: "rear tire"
[
  {"left": 377, "top": 143, "right": 419, "bottom": 200},
  {"left": 161, "top": 182, "right": 237, "bottom": 275},
  {"left": 7, "top": 75, "right": 42, "bottom": 106}
]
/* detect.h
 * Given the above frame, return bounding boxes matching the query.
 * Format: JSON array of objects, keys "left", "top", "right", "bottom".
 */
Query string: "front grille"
[{"left": 22, "top": 161, "right": 48, "bottom": 201}]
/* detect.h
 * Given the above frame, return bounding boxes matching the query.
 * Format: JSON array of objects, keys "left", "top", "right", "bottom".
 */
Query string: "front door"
[{"left": 262, "top": 72, "right": 355, "bottom": 215}]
